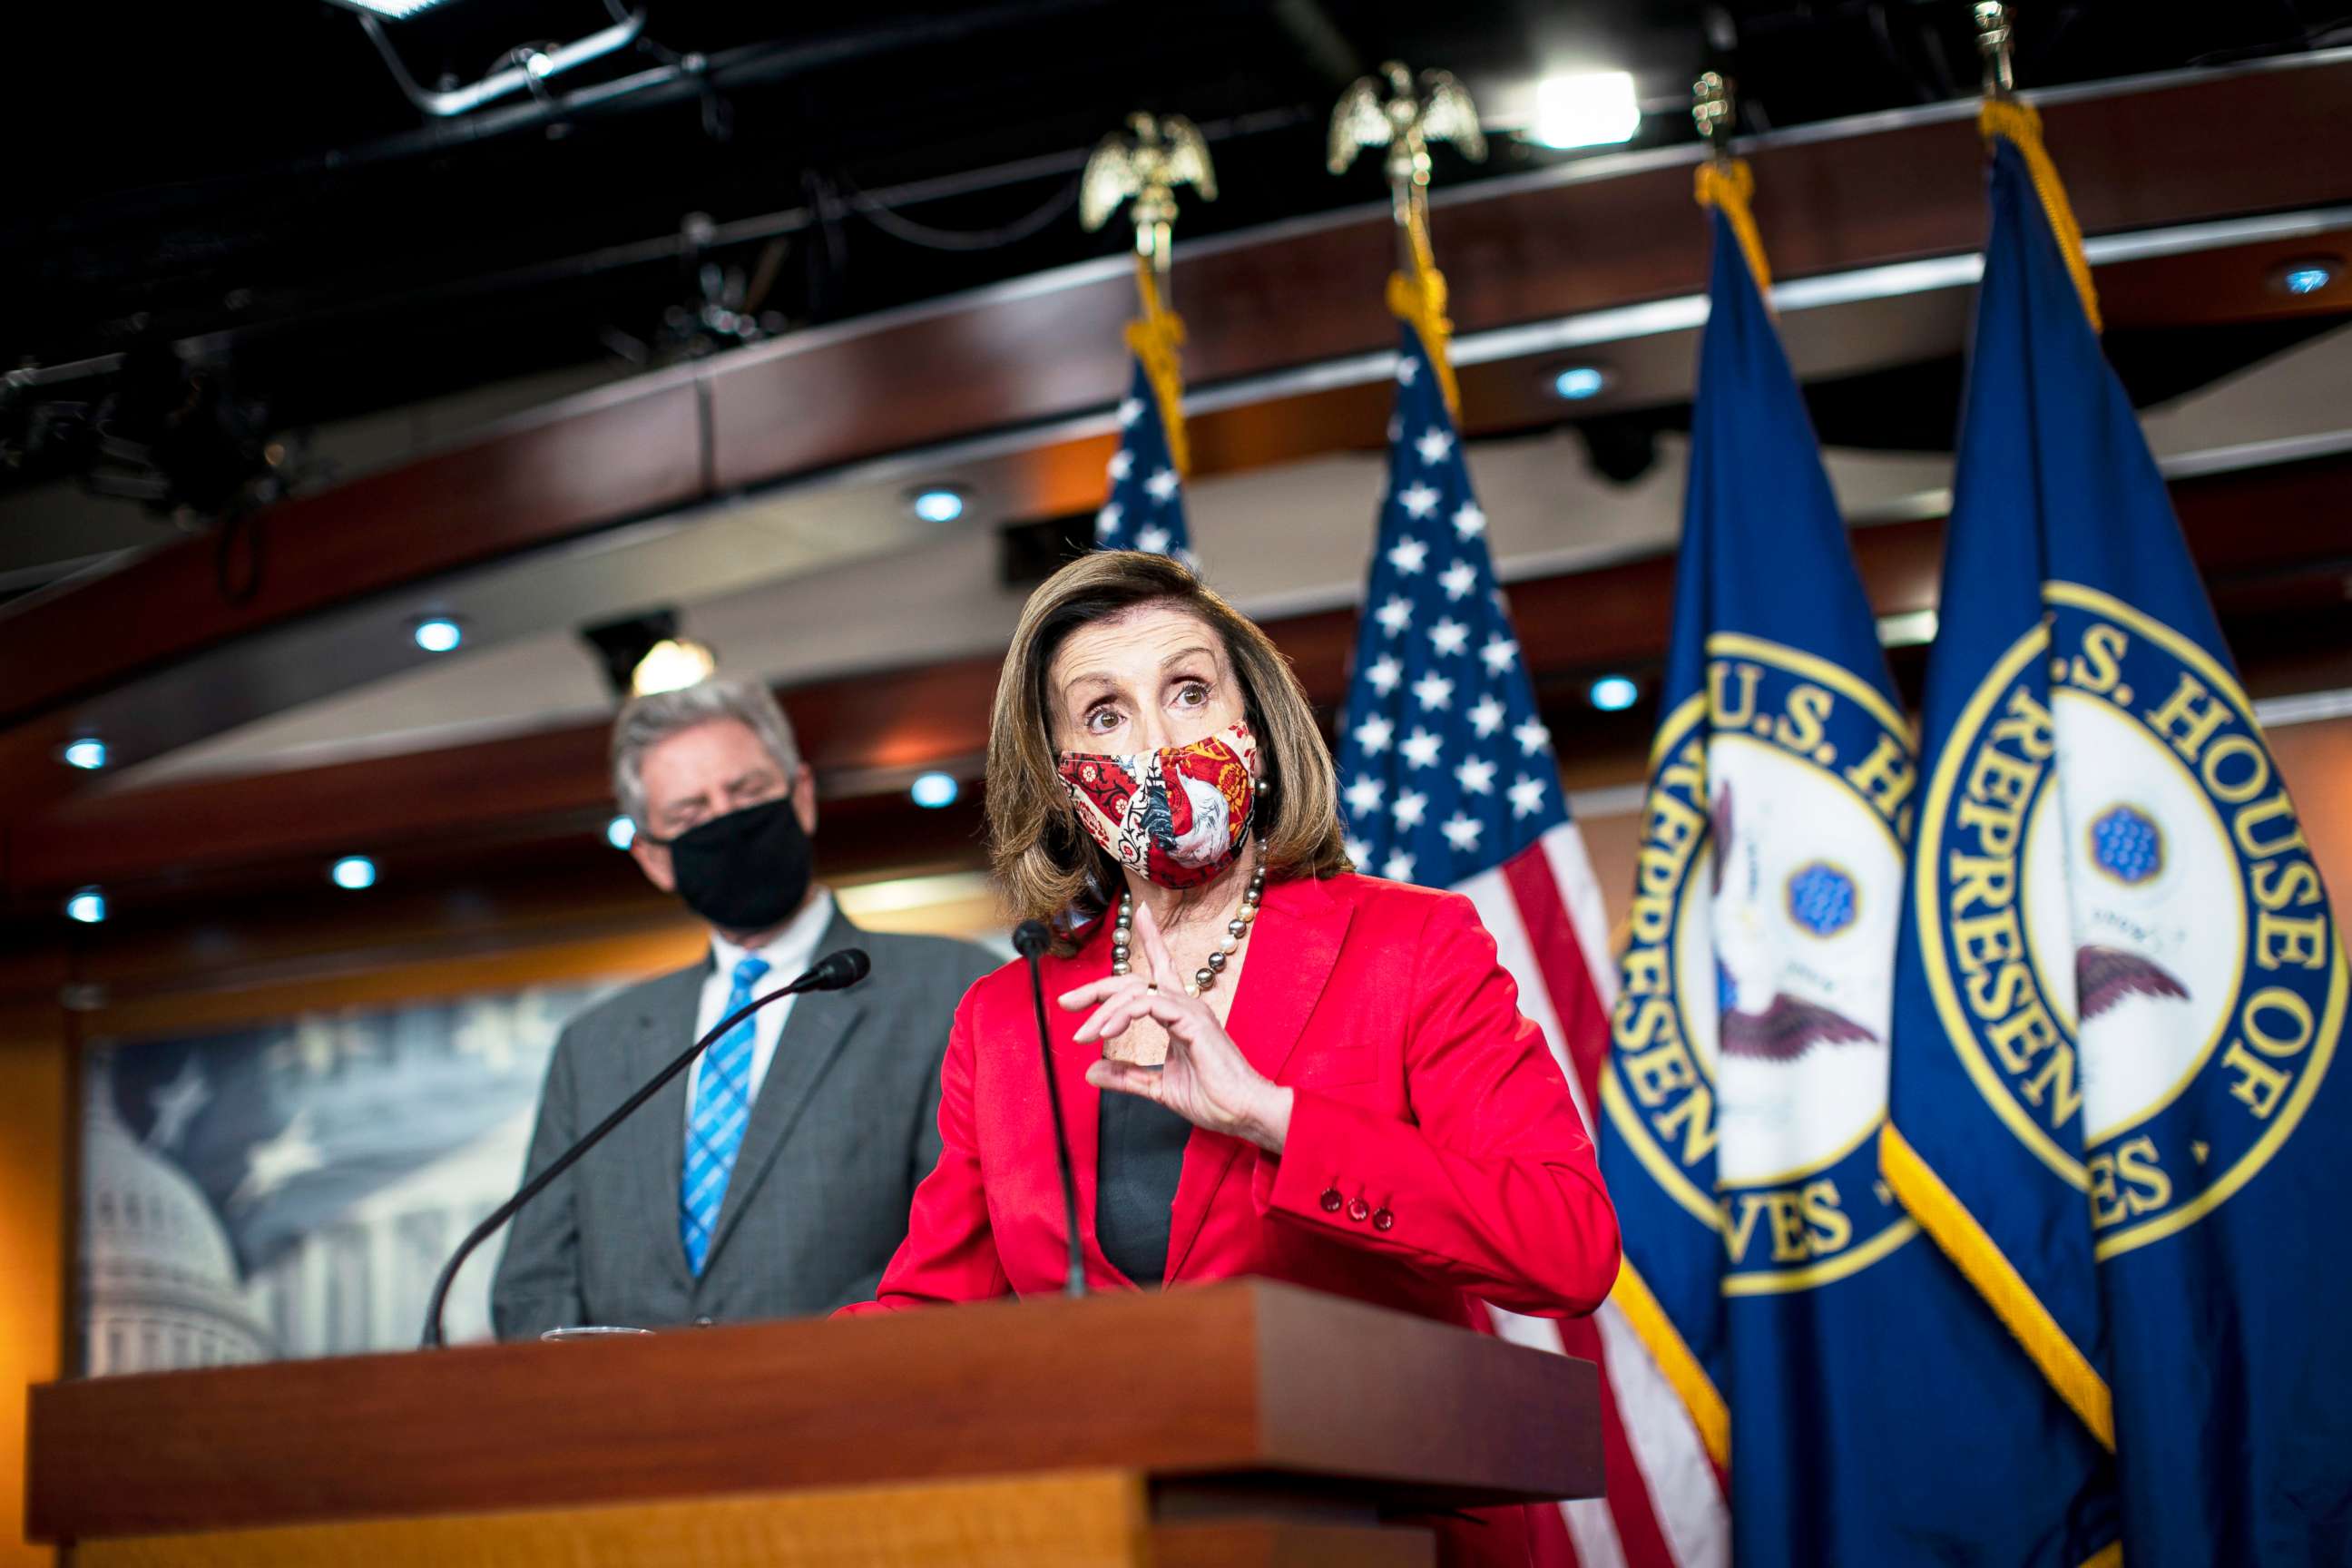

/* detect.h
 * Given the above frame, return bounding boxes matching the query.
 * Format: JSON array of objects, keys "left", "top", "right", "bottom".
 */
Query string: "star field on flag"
[
  {"left": 1093, "top": 357, "right": 1196, "bottom": 566},
  {"left": 1336, "top": 325, "right": 1557, "bottom": 886}
]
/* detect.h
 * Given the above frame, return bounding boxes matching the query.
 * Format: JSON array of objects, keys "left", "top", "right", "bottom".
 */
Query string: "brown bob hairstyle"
[{"left": 987, "top": 550, "right": 1350, "bottom": 936}]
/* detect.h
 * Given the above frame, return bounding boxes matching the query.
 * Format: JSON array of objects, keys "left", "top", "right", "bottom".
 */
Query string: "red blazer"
[{"left": 852, "top": 870, "right": 1621, "bottom": 1328}]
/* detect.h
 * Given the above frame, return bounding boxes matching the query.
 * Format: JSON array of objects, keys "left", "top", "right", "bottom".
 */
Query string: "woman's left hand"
[{"left": 1061, "top": 898, "right": 1294, "bottom": 1153}]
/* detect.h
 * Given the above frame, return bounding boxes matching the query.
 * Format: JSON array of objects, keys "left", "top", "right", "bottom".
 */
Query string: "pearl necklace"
[{"left": 1111, "top": 854, "right": 1268, "bottom": 998}]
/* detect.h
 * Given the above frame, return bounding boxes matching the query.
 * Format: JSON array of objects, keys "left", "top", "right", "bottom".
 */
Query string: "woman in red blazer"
[{"left": 849, "top": 551, "right": 1621, "bottom": 1566}]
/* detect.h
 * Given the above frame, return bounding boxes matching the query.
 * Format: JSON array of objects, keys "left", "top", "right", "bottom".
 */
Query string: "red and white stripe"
[{"left": 1459, "top": 824, "right": 1730, "bottom": 1568}]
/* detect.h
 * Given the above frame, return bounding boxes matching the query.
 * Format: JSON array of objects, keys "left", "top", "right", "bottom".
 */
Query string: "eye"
[
  {"left": 1083, "top": 704, "right": 1122, "bottom": 734},
  {"left": 1173, "top": 680, "right": 1210, "bottom": 708}
]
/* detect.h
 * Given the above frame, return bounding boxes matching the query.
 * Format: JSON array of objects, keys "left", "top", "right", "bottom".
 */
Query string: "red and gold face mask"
[{"left": 1055, "top": 720, "right": 1259, "bottom": 888}]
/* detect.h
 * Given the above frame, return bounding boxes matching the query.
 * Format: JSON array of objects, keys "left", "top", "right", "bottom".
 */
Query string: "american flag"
[
  {"left": 1336, "top": 318, "right": 1730, "bottom": 1568},
  {"left": 1091, "top": 354, "right": 1195, "bottom": 565}
]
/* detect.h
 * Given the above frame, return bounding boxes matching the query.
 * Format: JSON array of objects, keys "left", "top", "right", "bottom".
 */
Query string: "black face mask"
[{"left": 659, "top": 798, "right": 814, "bottom": 933}]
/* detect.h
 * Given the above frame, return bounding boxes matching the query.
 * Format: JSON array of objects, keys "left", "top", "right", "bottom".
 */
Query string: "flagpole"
[
  {"left": 1971, "top": 1, "right": 2104, "bottom": 331},
  {"left": 1080, "top": 112, "right": 1211, "bottom": 481},
  {"left": 1974, "top": 0, "right": 2017, "bottom": 99},
  {"left": 1080, "top": 113, "right": 1206, "bottom": 562},
  {"left": 1328, "top": 61, "right": 1484, "bottom": 420},
  {"left": 1691, "top": 72, "right": 1774, "bottom": 298},
  {"left": 1327, "top": 65, "right": 1730, "bottom": 1558}
]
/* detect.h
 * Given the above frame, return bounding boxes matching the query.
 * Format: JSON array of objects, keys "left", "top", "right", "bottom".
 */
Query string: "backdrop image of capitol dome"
[{"left": 79, "top": 980, "right": 617, "bottom": 1369}]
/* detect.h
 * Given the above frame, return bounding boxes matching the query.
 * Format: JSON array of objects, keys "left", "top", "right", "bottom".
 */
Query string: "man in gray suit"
[{"left": 491, "top": 678, "right": 998, "bottom": 1337}]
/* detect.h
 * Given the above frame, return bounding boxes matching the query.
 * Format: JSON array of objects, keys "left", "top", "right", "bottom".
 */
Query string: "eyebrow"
[
  {"left": 1059, "top": 671, "right": 1119, "bottom": 707},
  {"left": 1057, "top": 642, "right": 1222, "bottom": 705}
]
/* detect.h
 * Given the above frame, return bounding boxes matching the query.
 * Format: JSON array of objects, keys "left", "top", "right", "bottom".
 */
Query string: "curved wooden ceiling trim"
[
  {"left": 4, "top": 54, "right": 2347, "bottom": 735},
  {"left": 13, "top": 452, "right": 2350, "bottom": 908}
]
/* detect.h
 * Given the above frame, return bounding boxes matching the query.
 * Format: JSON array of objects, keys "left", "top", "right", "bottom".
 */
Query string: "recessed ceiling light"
[
  {"left": 910, "top": 486, "right": 969, "bottom": 524},
  {"left": 413, "top": 616, "right": 465, "bottom": 653},
  {"left": 2270, "top": 256, "right": 2341, "bottom": 298},
  {"left": 63, "top": 738, "right": 109, "bottom": 770},
  {"left": 65, "top": 887, "right": 107, "bottom": 925},
  {"left": 1551, "top": 364, "right": 1612, "bottom": 402},
  {"left": 1531, "top": 72, "right": 1642, "bottom": 150},
  {"left": 909, "top": 772, "right": 960, "bottom": 809},
  {"left": 1588, "top": 674, "right": 1640, "bottom": 711},
  {"left": 606, "top": 815, "right": 637, "bottom": 850},
  {"left": 330, "top": 856, "right": 379, "bottom": 891}
]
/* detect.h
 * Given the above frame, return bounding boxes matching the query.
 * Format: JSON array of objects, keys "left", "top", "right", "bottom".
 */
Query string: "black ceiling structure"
[{"left": 4, "top": 1, "right": 2347, "bottom": 520}]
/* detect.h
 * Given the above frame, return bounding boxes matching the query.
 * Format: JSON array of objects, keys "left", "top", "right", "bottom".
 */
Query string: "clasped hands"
[{"left": 1059, "top": 895, "right": 1293, "bottom": 1153}]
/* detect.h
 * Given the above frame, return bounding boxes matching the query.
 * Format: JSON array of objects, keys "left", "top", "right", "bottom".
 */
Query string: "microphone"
[
  {"left": 801, "top": 946, "right": 870, "bottom": 991},
  {"left": 1013, "top": 918, "right": 1086, "bottom": 1298},
  {"left": 419, "top": 946, "right": 871, "bottom": 1348}
]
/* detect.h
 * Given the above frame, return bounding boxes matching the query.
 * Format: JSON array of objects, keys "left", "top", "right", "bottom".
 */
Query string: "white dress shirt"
[{"left": 685, "top": 888, "right": 837, "bottom": 1132}]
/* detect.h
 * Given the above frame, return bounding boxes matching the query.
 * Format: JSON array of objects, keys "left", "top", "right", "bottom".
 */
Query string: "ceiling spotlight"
[
  {"left": 910, "top": 486, "right": 969, "bottom": 524},
  {"left": 412, "top": 616, "right": 465, "bottom": 653},
  {"left": 2269, "top": 255, "right": 2342, "bottom": 298},
  {"left": 909, "top": 772, "right": 960, "bottom": 809},
  {"left": 1876, "top": 609, "right": 1940, "bottom": 649},
  {"left": 581, "top": 609, "right": 717, "bottom": 700},
  {"left": 1532, "top": 72, "right": 1642, "bottom": 150},
  {"left": 65, "top": 887, "right": 108, "bottom": 925},
  {"left": 63, "top": 737, "right": 109, "bottom": 771},
  {"left": 1588, "top": 674, "right": 1641, "bottom": 711},
  {"left": 330, "top": 856, "right": 379, "bottom": 891},
  {"left": 632, "top": 638, "right": 718, "bottom": 697},
  {"left": 1551, "top": 364, "right": 1612, "bottom": 402},
  {"left": 606, "top": 815, "right": 638, "bottom": 850},
  {"left": 322, "top": 0, "right": 456, "bottom": 17}
]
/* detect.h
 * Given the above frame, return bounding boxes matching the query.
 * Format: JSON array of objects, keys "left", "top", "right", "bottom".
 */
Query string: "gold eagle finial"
[
  {"left": 1329, "top": 62, "right": 1485, "bottom": 416},
  {"left": 1081, "top": 112, "right": 1217, "bottom": 277},
  {"left": 1327, "top": 61, "right": 1485, "bottom": 199}
]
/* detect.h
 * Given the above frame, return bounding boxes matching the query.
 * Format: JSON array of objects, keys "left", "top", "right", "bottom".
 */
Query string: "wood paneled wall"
[{"left": 0, "top": 1028, "right": 69, "bottom": 1568}]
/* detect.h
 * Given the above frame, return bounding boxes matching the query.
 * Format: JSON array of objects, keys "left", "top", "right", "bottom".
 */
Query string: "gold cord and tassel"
[
  {"left": 1978, "top": 98, "right": 2102, "bottom": 332},
  {"left": 1124, "top": 254, "right": 1192, "bottom": 475},
  {"left": 1693, "top": 156, "right": 1774, "bottom": 296},
  {"left": 1386, "top": 208, "right": 1463, "bottom": 420}
]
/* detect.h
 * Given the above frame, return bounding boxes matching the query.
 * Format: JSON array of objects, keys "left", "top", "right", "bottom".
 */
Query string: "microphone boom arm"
[
  {"left": 1014, "top": 920, "right": 1087, "bottom": 1297},
  {"left": 418, "top": 948, "right": 867, "bottom": 1348}
]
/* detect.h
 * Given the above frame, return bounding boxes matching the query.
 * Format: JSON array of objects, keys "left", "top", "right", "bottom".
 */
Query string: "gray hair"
[{"left": 611, "top": 677, "right": 802, "bottom": 828}]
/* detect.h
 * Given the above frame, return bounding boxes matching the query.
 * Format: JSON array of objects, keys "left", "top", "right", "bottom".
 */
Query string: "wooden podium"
[{"left": 26, "top": 1280, "right": 1602, "bottom": 1567}]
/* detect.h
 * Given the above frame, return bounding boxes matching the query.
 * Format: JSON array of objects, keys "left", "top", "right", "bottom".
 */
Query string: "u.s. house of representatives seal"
[
  {"left": 1915, "top": 583, "right": 2344, "bottom": 1258},
  {"left": 1607, "top": 632, "right": 1920, "bottom": 1293}
]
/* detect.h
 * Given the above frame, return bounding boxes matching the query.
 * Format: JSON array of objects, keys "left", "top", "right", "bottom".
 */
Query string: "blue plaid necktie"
[{"left": 681, "top": 955, "right": 769, "bottom": 1277}]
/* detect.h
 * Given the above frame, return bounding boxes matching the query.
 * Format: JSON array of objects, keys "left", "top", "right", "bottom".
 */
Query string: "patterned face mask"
[{"left": 1055, "top": 720, "right": 1260, "bottom": 889}]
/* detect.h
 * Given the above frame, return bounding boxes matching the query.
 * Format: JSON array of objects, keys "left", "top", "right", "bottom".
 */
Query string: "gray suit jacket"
[{"left": 490, "top": 906, "right": 1000, "bottom": 1338}]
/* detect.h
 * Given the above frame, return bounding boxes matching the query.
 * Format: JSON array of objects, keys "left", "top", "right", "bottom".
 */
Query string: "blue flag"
[
  {"left": 1885, "top": 104, "right": 2350, "bottom": 1567},
  {"left": 1602, "top": 168, "right": 2118, "bottom": 1566}
]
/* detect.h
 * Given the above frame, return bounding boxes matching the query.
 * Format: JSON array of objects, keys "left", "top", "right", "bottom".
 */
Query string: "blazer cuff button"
[
  {"left": 1372, "top": 1208, "right": 1394, "bottom": 1232},
  {"left": 1346, "top": 1197, "right": 1371, "bottom": 1223},
  {"left": 1318, "top": 1187, "right": 1344, "bottom": 1213}
]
